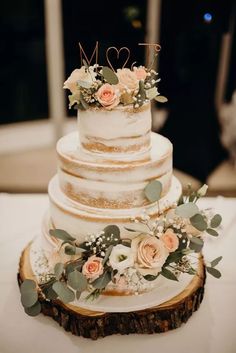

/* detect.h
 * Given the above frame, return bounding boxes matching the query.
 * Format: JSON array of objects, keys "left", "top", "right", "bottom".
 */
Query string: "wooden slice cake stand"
[{"left": 18, "top": 243, "right": 206, "bottom": 340}]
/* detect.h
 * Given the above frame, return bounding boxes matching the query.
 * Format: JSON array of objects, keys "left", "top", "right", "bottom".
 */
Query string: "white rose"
[
  {"left": 109, "top": 244, "right": 134, "bottom": 273},
  {"left": 63, "top": 66, "right": 96, "bottom": 93}
]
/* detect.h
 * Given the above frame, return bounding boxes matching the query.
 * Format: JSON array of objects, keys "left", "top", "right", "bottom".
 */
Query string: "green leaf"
[
  {"left": 21, "top": 290, "right": 38, "bottom": 308},
  {"left": 49, "top": 229, "right": 75, "bottom": 242},
  {"left": 165, "top": 251, "right": 184, "bottom": 265},
  {"left": 154, "top": 95, "right": 168, "bottom": 103},
  {"left": 206, "top": 267, "right": 221, "bottom": 278},
  {"left": 124, "top": 227, "right": 137, "bottom": 232},
  {"left": 161, "top": 268, "right": 178, "bottom": 281},
  {"left": 103, "top": 225, "right": 120, "bottom": 245},
  {"left": 102, "top": 245, "right": 113, "bottom": 265},
  {"left": 175, "top": 202, "right": 199, "bottom": 218},
  {"left": 144, "top": 180, "right": 162, "bottom": 202},
  {"left": 102, "top": 66, "right": 119, "bottom": 84},
  {"left": 42, "top": 284, "right": 58, "bottom": 300},
  {"left": 68, "top": 270, "right": 87, "bottom": 291},
  {"left": 190, "top": 213, "right": 208, "bottom": 231},
  {"left": 206, "top": 228, "right": 219, "bottom": 236},
  {"left": 52, "top": 282, "right": 75, "bottom": 304},
  {"left": 65, "top": 261, "right": 83, "bottom": 275},
  {"left": 189, "top": 236, "right": 204, "bottom": 253},
  {"left": 20, "top": 279, "right": 36, "bottom": 293},
  {"left": 210, "top": 214, "right": 222, "bottom": 228},
  {"left": 138, "top": 80, "right": 146, "bottom": 100},
  {"left": 24, "top": 301, "right": 41, "bottom": 316},
  {"left": 64, "top": 245, "right": 84, "bottom": 255},
  {"left": 143, "top": 274, "right": 158, "bottom": 281},
  {"left": 77, "top": 79, "right": 92, "bottom": 89},
  {"left": 92, "top": 271, "right": 112, "bottom": 290},
  {"left": 54, "top": 263, "right": 64, "bottom": 280},
  {"left": 211, "top": 256, "right": 223, "bottom": 268}
]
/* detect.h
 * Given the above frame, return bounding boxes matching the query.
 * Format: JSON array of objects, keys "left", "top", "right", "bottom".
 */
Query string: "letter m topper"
[{"left": 79, "top": 41, "right": 99, "bottom": 67}]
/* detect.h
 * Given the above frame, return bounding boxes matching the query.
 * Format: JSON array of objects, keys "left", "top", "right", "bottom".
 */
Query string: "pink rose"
[
  {"left": 133, "top": 66, "right": 147, "bottom": 80},
  {"left": 131, "top": 234, "right": 169, "bottom": 276},
  {"left": 82, "top": 256, "right": 104, "bottom": 281},
  {"left": 95, "top": 83, "right": 120, "bottom": 110},
  {"left": 116, "top": 68, "right": 139, "bottom": 93},
  {"left": 160, "top": 229, "right": 179, "bottom": 252}
]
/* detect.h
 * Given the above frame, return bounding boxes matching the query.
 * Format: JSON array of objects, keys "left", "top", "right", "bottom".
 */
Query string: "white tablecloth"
[{"left": 0, "top": 194, "right": 236, "bottom": 353}]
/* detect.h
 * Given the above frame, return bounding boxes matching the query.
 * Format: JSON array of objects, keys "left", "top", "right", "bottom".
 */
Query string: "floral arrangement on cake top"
[
  {"left": 20, "top": 181, "right": 222, "bottom": 316},
  {"left": 63, "top": 44, "right": 167, "bottom": 111}
]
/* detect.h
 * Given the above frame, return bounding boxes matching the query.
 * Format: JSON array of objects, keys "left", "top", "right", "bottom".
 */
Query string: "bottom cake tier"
[{"left": 18, "top": 239, "right": 205, "bottom": 339}]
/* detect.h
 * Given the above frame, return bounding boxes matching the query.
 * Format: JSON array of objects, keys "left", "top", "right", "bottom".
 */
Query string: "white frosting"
[
  {"left": 78, "top": 104, "right": 151, "bottom": 154},
  {"left": 48, "top": 175, "right": 182, "bottom": 243}
]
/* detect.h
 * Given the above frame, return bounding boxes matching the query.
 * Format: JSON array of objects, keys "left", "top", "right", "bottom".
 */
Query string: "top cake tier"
[{"left": 78, "top": 103, "right": 151, "bottom": 154}]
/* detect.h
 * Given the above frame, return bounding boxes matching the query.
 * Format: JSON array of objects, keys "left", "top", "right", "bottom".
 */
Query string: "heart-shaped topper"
[{"left": 106, "top": 46, "right": 131, "bottom": 71}]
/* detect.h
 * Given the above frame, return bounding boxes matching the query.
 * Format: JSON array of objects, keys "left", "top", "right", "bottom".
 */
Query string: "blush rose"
[
  {"left": 82, "top": 256, "right": 104, "bottom": 281},
  {"left": 131, "top": 234, "right": 169, "bottom": 276},
  {"left": 133, "top": 66, "right": 147, "bottom": 80},
  {"left": 160, "top": 228, "right": 179, "bottom": 252},
  {"left": 95, "top": 83, "right": 120, "bottom": 109}
]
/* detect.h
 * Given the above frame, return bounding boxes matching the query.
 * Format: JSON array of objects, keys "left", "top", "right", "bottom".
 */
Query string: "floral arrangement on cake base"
[{"left": 20, "top": 182, "right": 222, "bottom": 316}]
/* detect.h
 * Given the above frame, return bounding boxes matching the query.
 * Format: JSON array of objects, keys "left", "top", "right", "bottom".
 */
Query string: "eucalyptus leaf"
[
  {"left": 124, "top": 227, "right": 137, "bottom": 232},
  {"left": 54, "top": 263, "right": 64, "bottom": 280},
  {"left": 77, "top": 79, "right": 92, "bottom": 89},
  {"left": 68, "top": 270, "right": 87, "bottom": 291},
  {"left": 42, "top": 285, "right": 58, "bottom": 300},
  {"left": 210, "top": 214, "right": 222, "bottom": 228},
  {"left": 161, "top": 268, "right": 178, "bottom": 281},
  {"left": 102, "top": 245, "right": 113, "bottom": 265},
  {"left": 143, "top": 274, "right": 158, "bottom": 281},
  {"left": 190, "top": 213, "right": 208, "bottom": 231},
  {"left": 21, "top": 291, "right": 38, "bottom": 308},
  {"left": 144, "top": 180, "right": 162, "bottom": 202},
  {"left": 52, "top": 282, "right": 75, "bottom": 304},
  {"left": 206, "top": 266, "right": 221, "bottom": 278},
  {"left": 20, "top": 279, "right": 36, "bottom": 293},
  {"left": 65, "top": 261, "right": 83, "bottom": 275},
  {"left": 189, "top": 237, "right": 204, "bottom": 253},
  {"left": 92, "top": 271, "right": 112, "bottom": 289},
  {"left": 24, "top": 301, "right": 41, "bottom": 317},
  {"left": 154, "top": 95, "right": 168, "bottom": 103},
  {"left": 103, "top": 225, "right": 120, "bottom": 245},
  {"left": 175, "top": 202, "right": 199, "bottom": 218},
  {"left": 211, "top": 256, "right": 223, "bottom": 268},
  {"left": 206, "top": 228, "right": 219, "bottom": 236},
  {"left": 102, "top": 66, "right": 119, "bottom": 84},
  {"left": 49, "top": 229, "right": 75, "bottom": 242},
  {"left": 165, "top": 251, "right": 184, "bottom": 265}
]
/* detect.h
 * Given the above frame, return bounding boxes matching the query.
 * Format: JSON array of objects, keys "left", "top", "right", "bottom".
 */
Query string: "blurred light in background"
[{"left": 203, "top": 12, "right": 213, "bottom": 23}]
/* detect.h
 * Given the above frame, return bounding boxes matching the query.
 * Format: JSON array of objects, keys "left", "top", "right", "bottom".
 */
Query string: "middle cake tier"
[{"left": 57, "top": 131, "right": 173, "bottom": 209}]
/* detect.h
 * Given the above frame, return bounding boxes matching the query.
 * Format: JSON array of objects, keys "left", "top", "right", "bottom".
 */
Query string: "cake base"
[{"left": 18, "top": 243, "right": 206, "bottom": 340}]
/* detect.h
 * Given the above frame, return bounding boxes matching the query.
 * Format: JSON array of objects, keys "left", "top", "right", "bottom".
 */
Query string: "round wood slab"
[{"left": 18, "top": 243, "right": 206, "bottom": 340}]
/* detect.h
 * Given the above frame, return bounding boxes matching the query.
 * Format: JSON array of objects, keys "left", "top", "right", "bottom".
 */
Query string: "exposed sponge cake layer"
[
  {"left": 57, "top": 132, "right": 173, "bottom": 208},
  {"left": 48, "top": 175, "right": 182, "bottom": 243}
]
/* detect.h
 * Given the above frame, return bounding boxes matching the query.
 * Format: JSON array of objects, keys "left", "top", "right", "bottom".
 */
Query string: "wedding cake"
[{"left": 18, "top": 44, "right": 222, "bottom": 337}]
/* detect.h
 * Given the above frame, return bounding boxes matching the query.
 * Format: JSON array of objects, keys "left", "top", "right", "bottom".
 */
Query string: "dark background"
[{"left": 0, "top": 0, "right": 235, "bottom": 182}]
